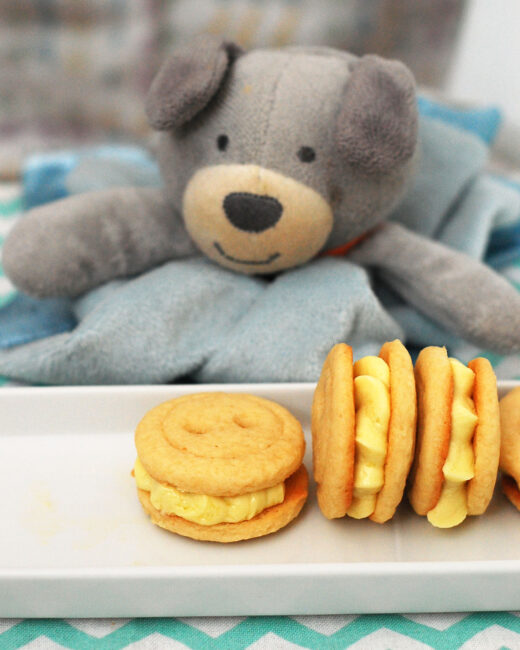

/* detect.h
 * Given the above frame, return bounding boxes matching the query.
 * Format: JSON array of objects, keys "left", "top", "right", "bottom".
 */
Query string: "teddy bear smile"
[{"left": 213, "top": 242, "right": 281, "bottom": 265}]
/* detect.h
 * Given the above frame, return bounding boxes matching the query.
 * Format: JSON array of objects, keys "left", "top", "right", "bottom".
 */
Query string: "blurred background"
[{"left": 0, "top": 0, "right": 518, "bottom": 179}]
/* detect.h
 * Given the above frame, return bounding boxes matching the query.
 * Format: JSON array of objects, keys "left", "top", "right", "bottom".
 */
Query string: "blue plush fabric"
[
  {"left": 0, "top": 259, "right": 266, "bottom": 384},
  {"left": 0, "top": 294, "right": 76, "bottom": 349},
  {"left": 1, "top": 102, "right": 520, "bottom": 384},
  {"left": 486, "top": 177, "right": 520, "bottom": 268},
  {"left": 416, "top": 96, "right": 503, "bottom": 145},
  {"left": 196, "top": 258, "right": 403, "bottom": 383},
  {"left": 23, "top": 145, "right": 160, "bottom": 210}
]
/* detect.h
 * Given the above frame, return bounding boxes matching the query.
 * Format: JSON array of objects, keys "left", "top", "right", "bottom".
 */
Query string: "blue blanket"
[{"left": 1, "top": 98, "right": 520, "bottom": 384}]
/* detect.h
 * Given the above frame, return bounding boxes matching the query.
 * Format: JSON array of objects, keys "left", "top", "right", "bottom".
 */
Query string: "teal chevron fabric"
[{"left": 2, "top": 613, "right": 520, "bottom": 648}]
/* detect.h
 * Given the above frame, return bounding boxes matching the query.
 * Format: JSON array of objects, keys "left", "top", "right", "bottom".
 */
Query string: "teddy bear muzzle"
[{"left": 182, "top": 164, "right": 334, "bottom": 274}]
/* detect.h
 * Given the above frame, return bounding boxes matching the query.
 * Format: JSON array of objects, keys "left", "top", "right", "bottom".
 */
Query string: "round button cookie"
[
  {"left": 135, "top": 392, "right": 305, "bottom": 496},
  {"left": 133, "top": 392, "right": 308, "bottom": 542}
]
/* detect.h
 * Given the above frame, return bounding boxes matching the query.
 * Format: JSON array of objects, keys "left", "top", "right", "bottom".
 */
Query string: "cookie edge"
[
  {"left": 371, "top": 339, "right": 417, "bottom": 523},
  {"left": 466, "top": 357, "right": 500, "bottom": 515},
  {"left": 408, "top": 346, "right": 453, "bottom": 516},
  {"left": 311, "top": 343, "right": 355, "bottom": 519}
]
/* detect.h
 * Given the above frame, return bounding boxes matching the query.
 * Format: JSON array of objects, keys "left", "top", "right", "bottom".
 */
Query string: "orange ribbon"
[{"left": 321, "top": 232, "right": 369, "bottom": 257}]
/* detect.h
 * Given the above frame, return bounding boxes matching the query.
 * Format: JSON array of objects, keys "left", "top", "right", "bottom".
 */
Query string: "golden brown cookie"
[
  {"left": 499, "top": 385, "right": 520, "bottom": 489},
  {"left": 134, "top": 392, "right": 307, "bottom": 542},
  {"left": 371, "top": 339, "right": 417, "bottom": 523},
  {"left": 408, "top": 346, "right": 453, "bottom": 516},
  {"left": 409, "top": 349, "right": 500, "bottom": 526},
  {"left": 466, "top": 358, "right": 500, "bottom": 515},
  {"left": 312, "top": 339, "right": 416, "bottom": 522},
  {"left": 137, "top": 464, "right": 309, "bottom": 543},
  {"left": 502, "top": 475, "right": 520, "bottom": 512},
  {"left": 311, "top": 343, "right": 355, "bottom": 519},
  {"left": 136, "top": 392, "right": 305, "bottom": 496}
]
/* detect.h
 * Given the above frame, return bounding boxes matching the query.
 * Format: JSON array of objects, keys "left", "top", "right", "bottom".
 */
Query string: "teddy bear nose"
[{"left": 223, "top": 192, "right": 283, "bottom": 233}]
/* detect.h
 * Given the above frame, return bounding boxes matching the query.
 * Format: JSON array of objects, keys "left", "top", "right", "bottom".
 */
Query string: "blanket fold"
[{"left": 0, "top": 259, "right": 265, "bottom": 384}]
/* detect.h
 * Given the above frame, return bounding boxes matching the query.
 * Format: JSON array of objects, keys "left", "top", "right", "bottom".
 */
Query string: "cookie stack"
[
  {"left": 312, "top": 339, "right": 416, "bottom": 523},
  {"left": 312, "top": 341, "right": 501, "bottom": 528},
  {"left": 133, "top": 392, "right": 307, "bottom": 542}
]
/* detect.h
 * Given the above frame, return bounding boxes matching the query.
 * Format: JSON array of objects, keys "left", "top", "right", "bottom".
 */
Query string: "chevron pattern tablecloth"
[
  {"left": 2, "top": 185, "right": 520, "bottom": 649},
  {"left": 2, "top": 614, "right": 520, "bottom": 648}
]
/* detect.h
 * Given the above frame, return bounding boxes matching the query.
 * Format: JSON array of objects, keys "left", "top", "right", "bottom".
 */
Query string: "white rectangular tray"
[{"left": 2, "top": 382, "right": 520, "bottom": 618}]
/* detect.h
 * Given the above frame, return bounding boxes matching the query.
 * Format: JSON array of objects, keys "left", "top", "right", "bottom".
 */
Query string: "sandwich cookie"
[
  {"left": 312, "top": 339, "right": 416, "bottom": 522},
  {"left": 134, "top": 392, "right": 307, "bottom": 542},
  {"left": 498, "top": 386, "right": 520, "bottom": 510},
  {"left": 408, "top": 347, "right": 500, "bottom": 528}
]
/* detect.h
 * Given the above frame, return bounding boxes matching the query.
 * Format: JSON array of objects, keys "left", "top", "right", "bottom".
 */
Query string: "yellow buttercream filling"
[
  {"left": 134, "top": 458, "right": 285, "bottom": 526},
  {"left": 427, "top": 358, "right": 477, "bottom": 528},
  {"left": 346, "top": 356, "right": 390, "bottom": 519}
]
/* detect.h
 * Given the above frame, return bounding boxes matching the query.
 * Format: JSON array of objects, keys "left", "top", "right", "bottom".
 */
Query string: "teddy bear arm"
[
  {"left": 348, "top": 221, "right": 520, "bottom": 352},
  {"left": 2, "top": 187, "right": 195, "bottom": 298}
]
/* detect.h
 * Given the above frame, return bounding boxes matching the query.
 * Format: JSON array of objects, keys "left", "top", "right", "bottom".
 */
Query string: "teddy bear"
[{"left": 2, "top": 36, "right": 520, "bottom": 384}]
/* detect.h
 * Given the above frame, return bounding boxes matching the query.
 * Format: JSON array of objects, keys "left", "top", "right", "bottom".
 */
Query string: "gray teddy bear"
[{"left": 4, "top": 35, "right": 520, "bottom": 355}]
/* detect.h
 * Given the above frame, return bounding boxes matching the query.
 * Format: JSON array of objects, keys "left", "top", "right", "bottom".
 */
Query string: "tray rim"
[
  {"left": 3, "top": 558, "right": 520, "bottom": 578},
  {"left": 1, "top": 378, "right": 517, "bottom": 394}
]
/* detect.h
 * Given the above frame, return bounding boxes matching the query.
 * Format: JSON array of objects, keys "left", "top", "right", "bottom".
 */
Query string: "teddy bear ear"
[
  {"left": 336, "top": 55, "right": 418, "bottom": 176},
  {"left": 145, "top": 35, "right": 243, "bottom": 130}
]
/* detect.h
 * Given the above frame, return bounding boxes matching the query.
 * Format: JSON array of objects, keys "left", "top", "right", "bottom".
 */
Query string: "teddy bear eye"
[
  {"left": 217, "top": 134, "right": 229, "bottom": 151},
  {"left": 298, "top": 146, "right": 316, "bottom": 163}
]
